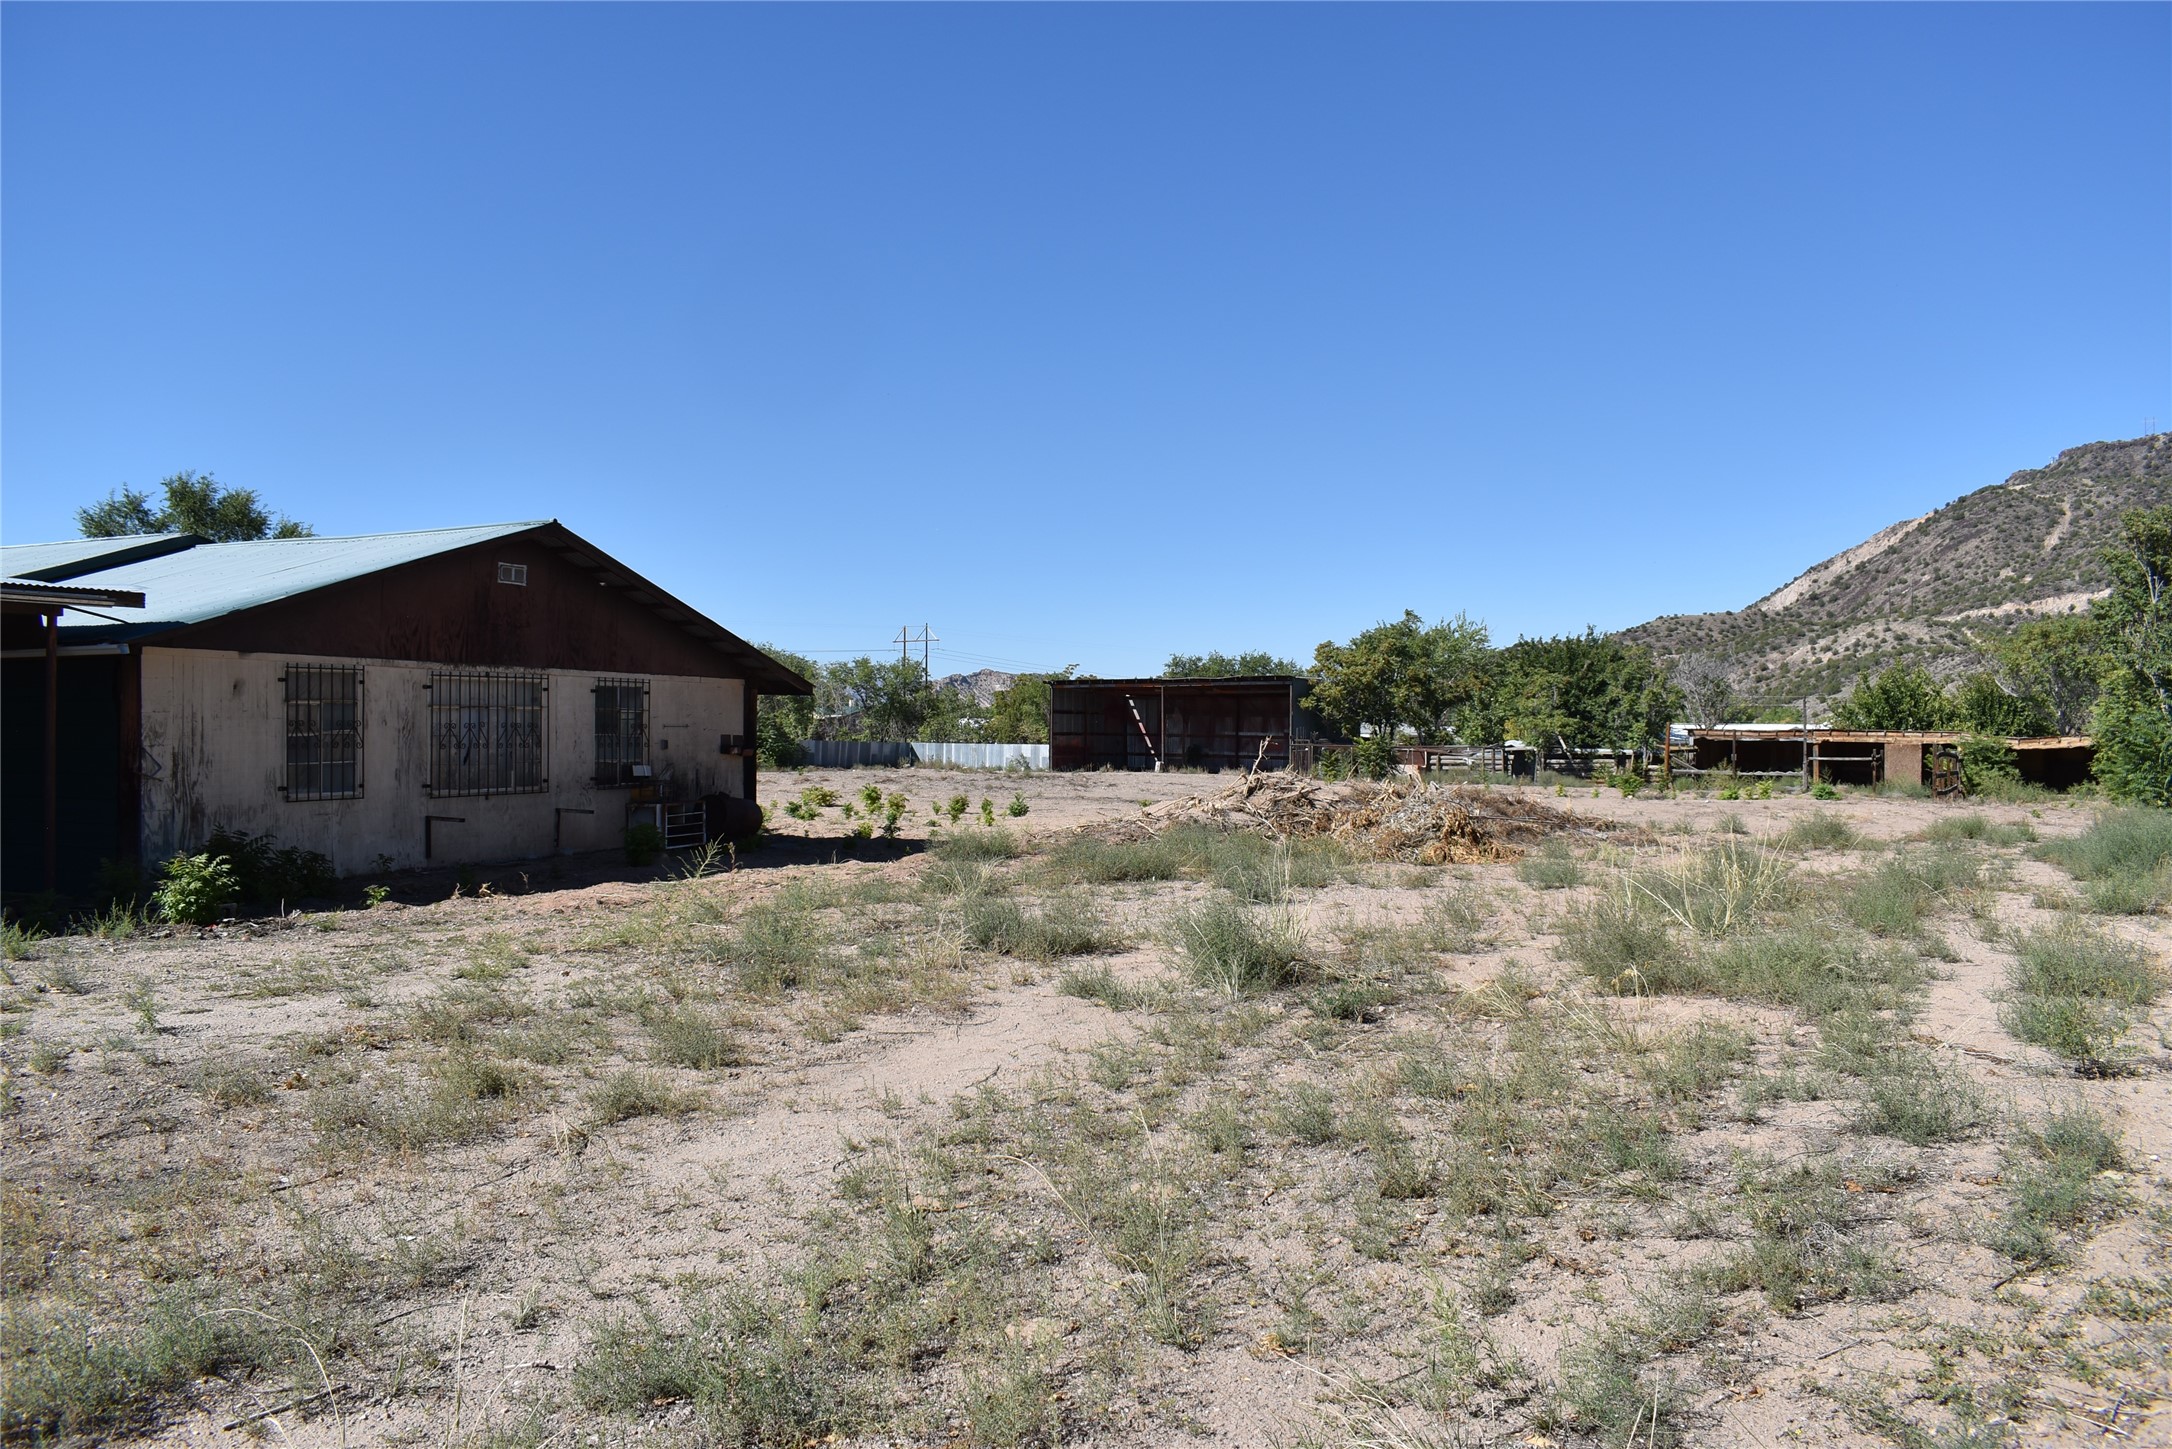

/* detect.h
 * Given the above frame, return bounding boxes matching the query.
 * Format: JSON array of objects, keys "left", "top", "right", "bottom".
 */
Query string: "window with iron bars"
[
  {"left": 427, "top": 670, "right": 546, "bottom": 796},
  {"left": 593, "top": 677, "right": 649, "bottom": 786},
  {"left": 283, "top": 664, "right": 362, "bottom": 801}
]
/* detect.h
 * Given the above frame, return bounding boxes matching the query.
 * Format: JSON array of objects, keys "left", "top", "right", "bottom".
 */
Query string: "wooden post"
[{"left": 1801, "top": 696, "right": 1812, "bottom": 790}]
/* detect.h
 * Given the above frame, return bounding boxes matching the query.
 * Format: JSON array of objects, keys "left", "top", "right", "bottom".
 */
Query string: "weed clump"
[
  {"left": 1169, "top": 893, "right": 1310, "bottom": 994},
  {"left": 1840, "top": 852, "right": 1979, "bottom": 937},
  {"left": 929, "top": 827, "right": 1024, "bottom": 863},
  {"left": 962, "top": 894, "right": 1124, "bottom": 961},
  {"left": 1516, "top": 842, "right": 1584, "bottom": 890},
  {"left": 646, "top": 1004, "right": 745, "bottom": 1070},
  {"left": 589, "top": 1069, "right": 698, "bottom": 1125},
  {"left": 1921, "top": 813, "right": 2036, "bottom": 846},
  {"left": 1782, "top": 812, "right": 1860, "bottom": 851},
  {"left": 2002, "top": 919, "right": 2164, "bottom": 1073},
  {"left": 1991, "top": 1108, "right": 2124, "bottom": 1264}
]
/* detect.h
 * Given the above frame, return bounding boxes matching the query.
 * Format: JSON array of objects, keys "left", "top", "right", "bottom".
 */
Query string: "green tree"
[
  {"left": 1490, "top": 631, "right": 1679, "bottom": 751},
  {"left": 1992, "top": 615, "right": 2102, "bottom": 736},
  {"left": 1951, "top": 671, "right": 2052, "bottom": 737},
  {"left": 1162, "top": 650, "right": 1301, "bottom": 679},
  {"left": 754, "top": 644, "right": 819, "bottom": 766},
  {"left": 984, "top": 668, "right": 1075, "bottom": 743},
  {"left": 1830, "top": 664, "right": 1954, "bottom": 731},
  {"left": 1308, "top": 611, "right": 1490, "bottom": 743},
  {"left": 2090, "top": 505, "right": 2172, "bottom": 803},
  {"left": 77, "top": 470, "right": 312, "bottom": 541},
  {"left": 820, "top": 657, "right": 945, "bottom": 742}
]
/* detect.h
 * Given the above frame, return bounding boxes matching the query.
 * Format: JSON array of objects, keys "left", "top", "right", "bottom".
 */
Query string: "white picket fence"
[{"left": 798, "top": 740, "right": 1049, "bottom": 770}]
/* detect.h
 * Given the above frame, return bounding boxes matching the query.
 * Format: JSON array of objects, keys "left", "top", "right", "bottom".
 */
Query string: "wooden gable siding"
[{"left": 157, "top": 533, "right": 739, "bottom": 678}]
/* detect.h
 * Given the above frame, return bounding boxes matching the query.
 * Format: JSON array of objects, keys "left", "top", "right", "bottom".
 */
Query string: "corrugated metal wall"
[{"left": 797, "top": 740, "right": 1049, "bottom": 770}]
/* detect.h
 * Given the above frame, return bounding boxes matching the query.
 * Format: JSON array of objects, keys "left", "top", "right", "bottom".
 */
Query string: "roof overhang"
[
  {"left": 522, "top": 523, "right": 810, "bottom": 694},
  {"left": 2, "top": 580, "right": 148, "bottom": 613}
]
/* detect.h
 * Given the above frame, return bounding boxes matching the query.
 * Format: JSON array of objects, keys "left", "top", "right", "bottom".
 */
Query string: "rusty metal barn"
[{"left": 1048, "top": 676, "right": 1337, "bottom": 772}]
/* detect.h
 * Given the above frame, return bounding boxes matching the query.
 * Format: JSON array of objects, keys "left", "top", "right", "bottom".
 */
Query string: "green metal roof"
[
  {"left": 45, "top": 522, "right": 546, "bottom": 637},
  {"left": 7, "top": 520, "right": 809, "bottom": 693},
  {"left": 0, "top": 533, "right": 198, "bottom": 581}
]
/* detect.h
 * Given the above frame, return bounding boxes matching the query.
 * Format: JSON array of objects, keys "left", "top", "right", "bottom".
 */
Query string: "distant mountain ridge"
[{"left": 1620, "top": 434, "right": 2169, "bottom": 705}]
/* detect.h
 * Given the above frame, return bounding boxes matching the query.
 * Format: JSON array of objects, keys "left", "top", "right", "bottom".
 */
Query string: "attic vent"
[{"left": 497, "top": 562, "right": 528, "bottom": 586}]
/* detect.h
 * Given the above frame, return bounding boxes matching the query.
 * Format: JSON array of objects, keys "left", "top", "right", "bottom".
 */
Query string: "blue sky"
[{"left": 4, "top": 3, "right": 2166, "bottom": 679}]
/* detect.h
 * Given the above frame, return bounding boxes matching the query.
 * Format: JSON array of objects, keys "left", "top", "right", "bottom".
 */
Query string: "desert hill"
[{"left": 1621, "top": 434, "right": 2169, "bottom": 705}]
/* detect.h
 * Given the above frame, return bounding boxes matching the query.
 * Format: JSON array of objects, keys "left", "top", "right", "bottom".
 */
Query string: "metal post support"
[{"left": 44, "top": 610, "right": 59, "bottom": 892}]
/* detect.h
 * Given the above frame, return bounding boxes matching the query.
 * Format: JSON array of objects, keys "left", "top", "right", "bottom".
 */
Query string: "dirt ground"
[{"left": 3, "top": 767, "right": 2167, "bottom": 1447}]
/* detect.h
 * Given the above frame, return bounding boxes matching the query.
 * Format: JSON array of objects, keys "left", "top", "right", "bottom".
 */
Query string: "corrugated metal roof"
[
  {"left": 7, "top": 519, "right": 812, "bottom": 694},
  {"left": 0, "top": 533, "right": 198, "bottom": 581},
  {"left": 47, "top": 522, "right": 546, "bottom": 639},
  {"left": 2, "top": 579, "right": 148, "bottom": 608}
]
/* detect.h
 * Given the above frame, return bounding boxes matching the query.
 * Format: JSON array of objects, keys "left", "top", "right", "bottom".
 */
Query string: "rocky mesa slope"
[{"left": 1621, "top": 434, "right": 2169, "bottom": 705}]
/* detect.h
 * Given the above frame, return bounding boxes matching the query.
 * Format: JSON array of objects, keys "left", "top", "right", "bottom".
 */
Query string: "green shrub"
[
  {"left": 1611, "top": 771, "right": 1645, "bottom": 798},
  {"left": 624, "top": 823, "right": 665, "bottom": 866},
  {"left": 2083, "top": 868, "right": 2170, "bottom": 915},
  {"left": 589, "top": 1069, "right": 697, "bottom": 1124},
  {"left": 203, "top": 827, "right": 335, "bottom": 904},
  {"left": 1352, "top": 737, "right": 1397, "bottom": 780},
  {"left": 153, "top": 853, "right": 240, "bottom": 925},
  {"left": 1005, "top": 792, "right": 1030, "bottom": 818},
  {"left": 1, "top": 916, "right": 47, "bottom": 961},
  {"left": 646, "top": 1005, "right": 744, "bottom": 1070},
  {"left": 1557, "top": 889, "right": 1675, "bottom": 992},
  {"left": 1957, "top": 734, "right": 2021, "bottom": 795},
  {"left": 1809, "top": 780, "right": 1839, "bottom": 801},
  {"left": 1852, "top": 1052, "right": 1988, "bottom": 1144}
]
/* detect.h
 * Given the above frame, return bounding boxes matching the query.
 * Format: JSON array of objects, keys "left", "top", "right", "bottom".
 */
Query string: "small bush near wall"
[
  {"left": 155, "top": 853, "right": 239, "bottom": 925},
  {"left": 625, "top": 823, "right": 665, "bottom": 866},
  {"left": 203, "top": 829, "right": 336, "bottom": 906}
]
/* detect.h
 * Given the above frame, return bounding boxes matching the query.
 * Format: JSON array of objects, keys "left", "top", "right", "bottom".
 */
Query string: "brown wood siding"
[{"left": 156, "top": 536, "right": 739, "bottom": 678}]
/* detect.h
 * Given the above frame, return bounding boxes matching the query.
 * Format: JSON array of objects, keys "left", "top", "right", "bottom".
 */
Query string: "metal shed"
[{"left": 1048, "top": 676, "right": 1336, "bottom": 772}]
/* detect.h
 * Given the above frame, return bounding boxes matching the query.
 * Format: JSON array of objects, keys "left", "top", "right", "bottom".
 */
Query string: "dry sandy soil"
[{"left": 3, "top": 766, "right": 2168, "bottom": 1448}]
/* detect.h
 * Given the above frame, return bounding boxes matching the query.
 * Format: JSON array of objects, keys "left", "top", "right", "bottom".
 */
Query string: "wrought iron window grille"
[
  {"left": 593, "top": 677, "right": 650, "bottom": 786},
  {"left": 281, "top": 663, "right": 364, "bottom": 801},
  {"left": 425, "top": 670, "right": 547, "bottom": 797}
]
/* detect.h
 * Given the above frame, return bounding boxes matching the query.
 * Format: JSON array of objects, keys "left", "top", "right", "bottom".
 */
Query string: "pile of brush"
[{"left": 1101, "top": 772, "right": 1627, "bottom": 864}]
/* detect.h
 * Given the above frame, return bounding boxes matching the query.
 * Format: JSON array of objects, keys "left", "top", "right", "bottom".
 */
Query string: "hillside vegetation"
[{"left": 1623, "top": 434, "right": 2169, "bottom": 705}]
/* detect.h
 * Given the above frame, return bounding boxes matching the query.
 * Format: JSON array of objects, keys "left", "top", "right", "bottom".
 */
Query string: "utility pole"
[
  {"left": 895, "top": 625, "right": 911, "bottom": 662},
  {"left": 916, "top": 624, "right": 938, "bottom": 671}
]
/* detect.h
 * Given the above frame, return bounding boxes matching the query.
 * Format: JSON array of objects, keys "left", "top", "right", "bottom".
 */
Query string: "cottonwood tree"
[
  {"left": 78, "top": 470, "right": 312, "bottom": 541},
  {"left": 984, "top": 668, "right": 1076, "bottom": 743},
  {"left": 1490, "top": 631, "right": 1680, "bottom": 752},
  {"left": 1162, "top": 650, "right": 1301, "bottom": 679},
  {"left": 1670, "top": 652, "right": 1736, "bottom": 729},
  {"left": 1993, "top": 616, "right": 2100, "bottom": 736},
  {"left": 2090, "top": 505, "right": 2172, "bottom": 803},
  {"left": 1308, "top": 611, "right": 1490, "bottom": 743},
  {"left": 754, "top": 645, "right": 820, "bottom": 766},
  {"left": 1830, "top": 664, "right": 1953, "bottom": 731}
]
